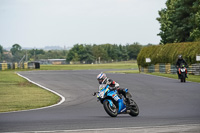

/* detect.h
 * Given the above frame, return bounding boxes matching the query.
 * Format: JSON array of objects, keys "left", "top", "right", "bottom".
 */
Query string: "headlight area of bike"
[
  {"left": 98, "top": 91, "right": 105, "bottom": 98},
  {"left": 97, "top": 91, "right": 106, "bottom": 99},
  {"left": 97, "top": 88, "right": 109, "bottom": 99}
]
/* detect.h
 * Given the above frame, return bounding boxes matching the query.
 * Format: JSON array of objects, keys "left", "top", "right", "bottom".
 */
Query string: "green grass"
[
  {"left": 105, "top": 69, "right": 200, "bottom": 83},
  {"left": 0, "top": 71, "right": 60, "bottom": 112},
  {"left": 147, "top": 72, "right": 200, "bottom": 83},
  {"left": 40, "top": 62, "right": 138, "bottom": 70},
  {"left": 105, "top": 69, "right": 140, "bottom": 74}
]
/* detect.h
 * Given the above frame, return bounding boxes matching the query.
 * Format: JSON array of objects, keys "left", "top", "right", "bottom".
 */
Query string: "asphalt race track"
[{"left": 0, "top": 70, "right": 200, "bottom": 132}]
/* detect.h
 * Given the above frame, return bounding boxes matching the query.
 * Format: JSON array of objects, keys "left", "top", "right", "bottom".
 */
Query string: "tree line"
[
  {"left": 0, "top": 44, "right": 67, "bottom": 63},
  {"left": 0, "top": 43, "right": 143, "bottom": 63},
  {"left": 66, "top": 43, "right": 142, "bottom": 64}
]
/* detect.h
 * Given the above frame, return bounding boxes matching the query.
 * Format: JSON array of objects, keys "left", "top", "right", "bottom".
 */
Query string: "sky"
[{"left": 0, "top": 0, "right": 167, "bottom": 49}]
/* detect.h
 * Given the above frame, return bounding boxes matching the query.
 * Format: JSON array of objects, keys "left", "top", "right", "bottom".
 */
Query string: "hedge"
[{"left": 137, "top": 42, "right": 200, "bottom": 67}]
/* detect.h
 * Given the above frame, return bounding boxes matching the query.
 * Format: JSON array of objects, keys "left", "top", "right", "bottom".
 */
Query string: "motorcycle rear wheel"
[
  {"left": 180, "top": 78, "right": 186, "bottom": 82},
  {"left": 103, "top": 100, "right": 118, "bottom": 117},
  {"left": 181, "top": 78, "right": 183, "bottom": 82}
]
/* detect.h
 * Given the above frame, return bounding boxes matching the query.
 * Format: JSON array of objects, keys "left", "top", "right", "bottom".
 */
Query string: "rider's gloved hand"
[{"left": 106, "top": 80, "right": 111, "bottom": 85}]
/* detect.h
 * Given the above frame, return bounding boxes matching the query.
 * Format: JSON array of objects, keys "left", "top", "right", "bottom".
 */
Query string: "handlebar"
[{"left": 93, "top": 92, "right": 99, "bottom": 96}]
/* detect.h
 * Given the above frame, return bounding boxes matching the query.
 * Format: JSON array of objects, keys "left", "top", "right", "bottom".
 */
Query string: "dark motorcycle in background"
[{"left": 178, "top": 64, "right": 187, "bottom": 83}]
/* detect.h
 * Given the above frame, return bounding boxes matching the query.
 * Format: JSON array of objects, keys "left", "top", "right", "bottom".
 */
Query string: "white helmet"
[{"left": 97, "top": 72, "right": 107, "bottom": 84}]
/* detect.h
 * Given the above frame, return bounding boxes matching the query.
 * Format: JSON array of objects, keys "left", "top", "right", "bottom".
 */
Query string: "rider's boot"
[
  {"left": 125, "top": 97, "right": 131, "bottom": 104},
  {"left": 118, "top": 88, "right": 134, "bottom": 107},
  {"left": 123, "top": 91, "right": 134, "bottom": 106}
]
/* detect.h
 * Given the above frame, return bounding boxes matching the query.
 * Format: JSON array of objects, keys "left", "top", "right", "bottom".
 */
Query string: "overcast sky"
[{"left": 0, "top": 0, "right": 166, "bottom": 48}]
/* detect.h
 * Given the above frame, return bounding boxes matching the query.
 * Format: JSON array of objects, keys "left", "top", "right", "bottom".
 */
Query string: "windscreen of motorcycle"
[
  {"left": 181, "top": 68, "right": 186, "bottom": 72},
  {"left": 99, "top": 84, "right": 107, "bottom": 91}
]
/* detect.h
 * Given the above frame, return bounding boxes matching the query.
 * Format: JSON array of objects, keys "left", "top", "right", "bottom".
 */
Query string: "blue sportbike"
[{"left": 93, "top": 84, "right": 139, "bottom": 117}]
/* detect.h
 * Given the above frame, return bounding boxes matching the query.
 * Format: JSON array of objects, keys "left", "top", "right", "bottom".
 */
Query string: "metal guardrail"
[
  {"left": 139, "top": 63, "right": 200, "bottom": 75},
  {"left": 191, "top": 64, "right": 200, "bottom": 75},
  {"left": 0, "top": 62, "right": 40, "bottom": 71}
]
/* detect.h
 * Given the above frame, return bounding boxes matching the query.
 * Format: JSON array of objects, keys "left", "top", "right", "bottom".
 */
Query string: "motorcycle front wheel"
[
  {"left": 180, "top": 78, "right": 186, "bottom": 82},
  {"left": 129, "top": 100, "right": 139, "bottom": 117},
  {"left": 103, "top": 100, "right": 118, "bottom": 117}
]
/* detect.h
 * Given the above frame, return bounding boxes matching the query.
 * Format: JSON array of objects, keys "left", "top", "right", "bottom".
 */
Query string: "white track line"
[{"left": 0, "top": 73, "right": 65, "bottom": 114}]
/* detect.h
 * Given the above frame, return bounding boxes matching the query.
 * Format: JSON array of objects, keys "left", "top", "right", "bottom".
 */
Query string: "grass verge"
[
  {"left": 105, "top": 69, "right": 140, "bottom": 74},
  {"left": 0, "top": 71, "right": 60, "bottom": 113},
  {"left": 40, "top": 62, "right": 138, "bottom": 70},
  {"left": 146, "top": 72, "right": 200, "bottom": 83},
  {"left": 105, "top": 69, "right": 200, "bottom": 83}
]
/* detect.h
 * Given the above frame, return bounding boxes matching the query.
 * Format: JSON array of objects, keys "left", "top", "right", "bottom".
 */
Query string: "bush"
[{"left": 137, "top": 42, "right": 200, "bottom": 67}]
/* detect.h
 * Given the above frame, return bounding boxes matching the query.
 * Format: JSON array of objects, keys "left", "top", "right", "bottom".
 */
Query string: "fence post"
[
  {"left": 24, "top": 62, "right": 28, "bottom": 69},
  {"left": 144, "top": 67, "right": 148, "bottom": 73},
  {"left": 155, "top": 64, "right": 159, "bottom": 72},
  {"left": 165, "top": 63, "right": 171, "bottom": 74},
  {"left": 2, "top": 63, "right": 8, "bottom": 70},
  {"left": 15, "top": 63, "right": 18, "bottom": 69}
]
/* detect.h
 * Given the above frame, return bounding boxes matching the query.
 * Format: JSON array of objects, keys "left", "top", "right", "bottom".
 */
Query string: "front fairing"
[
  {"left": 97, "top": 84, "right": 110, "bottom": 101},
  {"left": 180, "top": 68, "right": 186, "bottom": 77}
]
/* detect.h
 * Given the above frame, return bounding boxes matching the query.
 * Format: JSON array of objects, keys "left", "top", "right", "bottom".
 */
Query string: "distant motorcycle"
[
  {"left": 178, "top": 65, "right": 187, "bottom": 82},
  {"left": 93, "top": 84, "right": 139, "bottom": 117}
]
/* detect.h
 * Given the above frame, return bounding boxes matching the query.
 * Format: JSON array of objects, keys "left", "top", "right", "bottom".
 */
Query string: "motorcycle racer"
[
  {"left": 176, "top": 55, "right": 188, "bottom": 78},
  {"left": 97, "top": 72, "right": 132, "bottom": 105}
]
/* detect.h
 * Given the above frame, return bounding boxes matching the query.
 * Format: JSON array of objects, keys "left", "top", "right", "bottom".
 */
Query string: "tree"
[
  {"left": 0, "top": 45, "right": 3, "bottom": 61},
  {"left": 10, "top": 44, "right": 23, "bottom": 62},
  {"left": 127, "top": 43, "right": 143, "bottom": 60},
  {"left": 66, "top": 50, "right": 75, "bottom": 62},
  {"left": 92, "top": 45, "right": 108, "bottom": 62},
  {"left": 157, "top": 0, "right": 200, "bottom": 44},
  {"left": 119, "top": 45, "right": 129, "bottom": 61},
  {"left": 82, "top": 45, "right": 95, "bottom": 63},
  {"left": 10, "top": 44, "right": 22, "bottom": 55},
  {"left": 66, "top": 43, "right": 142, "bottom": 63}
]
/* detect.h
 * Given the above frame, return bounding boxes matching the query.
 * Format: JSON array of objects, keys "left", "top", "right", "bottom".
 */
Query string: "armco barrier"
[
  {"left": 159, "top": 63, "right": 165, "bottom": 73},
  {"left": 139, "top": 63, "right": 200, "bottom": 75},
  {"left": 24, "top": 62, "right": 28, "bottom": 69},
  {"left": 155, "top": 64, "right": 159, "bottom": 72},
  {"left": 148, "top": 65, "right": 155, "bottom": 73},
  {"left": 165, "top": 63, "right": 171, "bottom": 74},
  {"left": 0, "top": 62, "right": 40, "bottom": 70},
  {"left": 0, "top": 63, "right": 16, "bottom": 70},
  {"left": 1, "top": 63, "right": 7, "bottom": 70},
  {"left": 15, "top": 63, "right": 18, "bottom": 69}
]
